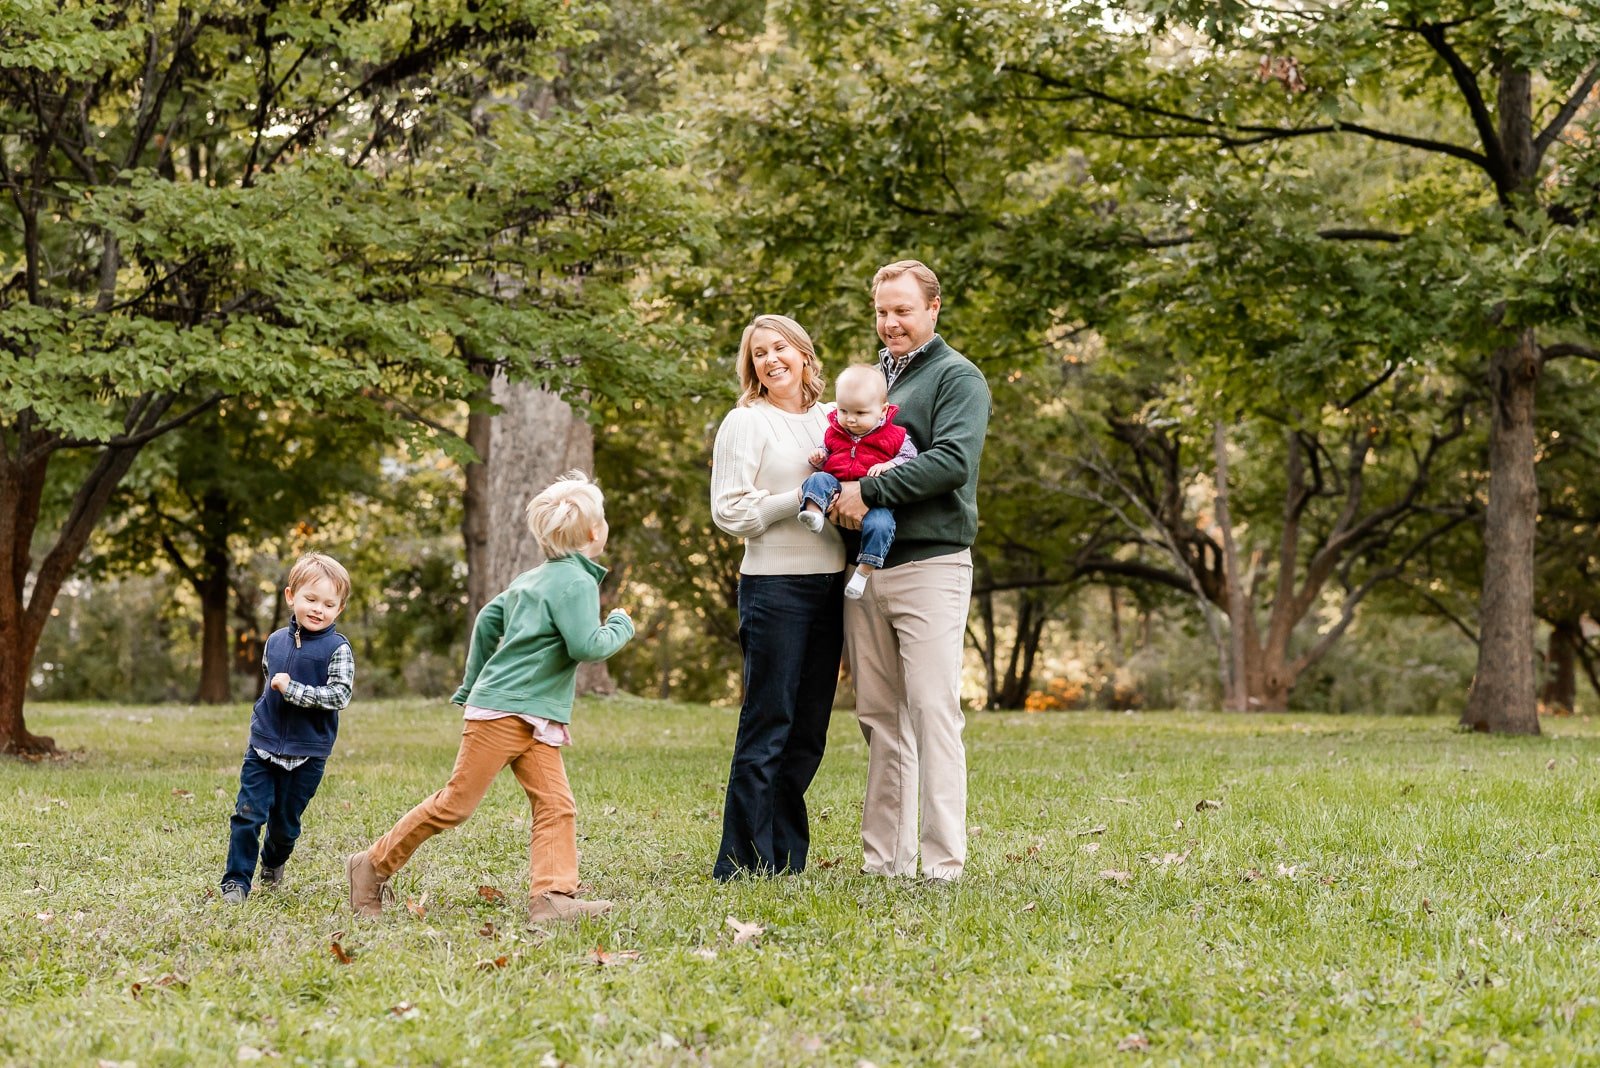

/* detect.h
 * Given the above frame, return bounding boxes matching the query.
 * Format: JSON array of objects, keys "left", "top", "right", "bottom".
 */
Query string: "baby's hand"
[
  {"left": 866, "top": 462, "right": 893, "bottom": 477},
  {"left": 808, "top": 448, "right": 827, "bottom": 469},
  {"left": 270, "top": 672, "right": 291, "bottom": 694}
]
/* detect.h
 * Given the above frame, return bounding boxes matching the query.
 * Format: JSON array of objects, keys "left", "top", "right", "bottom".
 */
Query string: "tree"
[{"left": 1, "top": 1, "right": 694, "bottom": 753}]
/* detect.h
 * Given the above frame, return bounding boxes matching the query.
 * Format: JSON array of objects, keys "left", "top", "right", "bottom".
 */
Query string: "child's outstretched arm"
[
  {"left": 552, "top": 577, "right": 634, "bottom": 662},
  {"left": 451, "top": 594, "right": 507, "bottom": 704},
  {"left": 277, "top": 644, "right": 355, "bottom": 711}
]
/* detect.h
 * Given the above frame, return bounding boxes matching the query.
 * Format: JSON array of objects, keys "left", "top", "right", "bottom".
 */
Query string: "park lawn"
[{"left": 3, "top": 700, "right": 1600, "bottom": 1066}]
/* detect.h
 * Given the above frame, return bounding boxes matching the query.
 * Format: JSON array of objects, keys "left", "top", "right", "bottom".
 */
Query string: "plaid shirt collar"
[{"left": 878, "top": 333, "right": 941, "bottom": 390}]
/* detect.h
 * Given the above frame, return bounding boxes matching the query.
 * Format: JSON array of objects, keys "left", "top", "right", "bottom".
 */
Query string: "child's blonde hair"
[
  {"left": 525, "top": 470, "right": 606, "bottom": 558},
  {"left": 286, "top": 551, "right": 351, "bottom": 606},
  {"left": 835, "top": 363, "right": 889, "bottom": 404}
]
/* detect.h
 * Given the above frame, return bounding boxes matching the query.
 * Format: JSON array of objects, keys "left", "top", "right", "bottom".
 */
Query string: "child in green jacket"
[{"left": 347, "top": 471, "right": 634, "bottom": 924}]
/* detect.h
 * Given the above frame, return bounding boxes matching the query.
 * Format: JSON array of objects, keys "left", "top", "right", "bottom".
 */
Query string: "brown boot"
[
  {"left": 346, "top": 850, "right": 387, "bottom": 917},
  {"left": 528, "top": 891, "right": 613, "bottom": 923}
]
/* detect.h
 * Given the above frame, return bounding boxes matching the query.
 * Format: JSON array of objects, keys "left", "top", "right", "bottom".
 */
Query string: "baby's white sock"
[
  {"left": 845, "top": 570, "right": 869, "bottom": 600},
  {"left": 798, "top": 508, "right": 825, "bottom": 533}
]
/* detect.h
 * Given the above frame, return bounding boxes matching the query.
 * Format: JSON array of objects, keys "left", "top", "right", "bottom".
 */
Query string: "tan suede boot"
[
  {"left": 346, "top": 850, "right": 387, "bottom": 917},
  {"left": 527, "top": 892, "right": 613, "bottom": 923}
]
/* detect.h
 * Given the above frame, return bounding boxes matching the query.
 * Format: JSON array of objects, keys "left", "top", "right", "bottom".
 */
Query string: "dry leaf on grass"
[
  {"left": 1195, "top": 798, "right": 1223, "bottom": 811},
  {"left": 1242, "top": 868, "right": 1265, "bottom": 883},
  {"left": 1077, "top": 824, "right": 1108, "bottom": 837},
  {"left": 1100, "top": 869, "right": 1133, "bottom": 884},
  {"left": 329, "top": 940, "right": 353, "bottom": 965},
  {"left": 726, "top": 916, "right": 765, "bottom": 945},
  {"left": 476, "top": 956, "right": 510, "bottom": 971},
  {"left": 477, "top": 885, "right": 506, "bottom": 903},
  {"left": 171, "top": 789, "right": 194, "bottom": 800},
  {"left": 1156, "top": 850, "right": 1191, "bottom": 867},
  {"left": 1081, "top": 842, "right": 1101, "bottom": 853},
  {"left": 1020, "top": 901, "right": 1036, "bottom": 913},
  {"left": 692, "top": 947, "right": 718, "bottom": 961},
  {"left": 1117, "top": 1033, "right": 1150, "bottom": 1052},
  {"left": 237, "top": 1045, "right": 264, "bottom": 1061},
  {"left": 815, "top": 857, "right": 843, "bottom": 870},
  {"left": 587, "top": 946, "right": 642, "bottom": 967},
  {"left": 389, "top": 1002, "right": 419, "bottom": 1020},
  {"left": 406, "top": 894, "right": 428, "bottom": 919},
  {"left": 477, "top": 921, "right": 496, "bottom": 938},
  {"left": 1276, "top": 863, "right": 1299, "bottom": 878}
]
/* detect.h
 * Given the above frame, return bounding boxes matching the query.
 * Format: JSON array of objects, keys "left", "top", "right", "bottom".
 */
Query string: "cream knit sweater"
[{"left": 710, "top": 400, "right": 846, "bottom": 576}]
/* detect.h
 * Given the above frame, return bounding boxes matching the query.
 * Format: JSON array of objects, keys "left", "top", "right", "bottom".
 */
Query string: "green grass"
[{"left": 5, "top": 699, "right": 1600, "bottom": 1065}]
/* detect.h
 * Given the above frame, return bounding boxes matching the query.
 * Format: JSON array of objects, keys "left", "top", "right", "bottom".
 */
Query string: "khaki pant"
[
  {"left": 844, "top": 549, "right": 972, "bottom": 879},
  {"left": 368, "top": 717, "right": 578, "bottom": 898}
]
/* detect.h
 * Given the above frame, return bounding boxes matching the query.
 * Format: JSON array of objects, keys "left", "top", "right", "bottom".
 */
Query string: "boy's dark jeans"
[
  {"left": 223, "top": 749, "right": 327, "bottom": 891},
  {"left": 714, "top": 570, "right": 844, "bottom": 880},
  {"left": 800, "top": 471, "right": 897, "bottom": 569}
]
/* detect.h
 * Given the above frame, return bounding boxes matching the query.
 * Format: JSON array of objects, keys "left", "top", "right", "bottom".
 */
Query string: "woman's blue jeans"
[
  {"left": 222, "top": 749, "right": 327, "bottom": 890},
  {"left": 800, "top": 471, "right": 897, "bottom": 568},
  {"left": 713, "top": 570, "right": 844, "bottom": 879}
]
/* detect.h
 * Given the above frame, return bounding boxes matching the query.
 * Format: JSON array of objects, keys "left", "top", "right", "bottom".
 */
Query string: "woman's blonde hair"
[
  {"left": 525, "top": 470, "right": 606, "bottom": 558},
  {"left": 736, "top": 314, "right": 826, "bottom": 409},
  {"left": 286, "top": 552, "right": 351, "bottom": 606}
]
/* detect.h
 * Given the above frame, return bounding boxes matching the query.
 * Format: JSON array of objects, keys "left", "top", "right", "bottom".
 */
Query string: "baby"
[{"left": 798, "top": 364, "right": 918, "bottom": 599}]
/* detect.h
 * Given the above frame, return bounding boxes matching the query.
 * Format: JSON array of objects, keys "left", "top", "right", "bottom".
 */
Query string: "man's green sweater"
[
  {"left": 859, "top": 335, "right": 991, "bottom": 567},
  {"left": 451, "top": 553, "right": 634, "bottom": 723}
]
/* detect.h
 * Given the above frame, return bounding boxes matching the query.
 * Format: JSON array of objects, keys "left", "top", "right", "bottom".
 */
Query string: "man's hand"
[
  {"left": 828, "top": 481, "right": 868, "bottom": 530},
  {"left": 808, "top": 447, "right": 827, "bottom": 470},
  {"left": 270, "top": 672, "right": 291, "bottom": 694}
]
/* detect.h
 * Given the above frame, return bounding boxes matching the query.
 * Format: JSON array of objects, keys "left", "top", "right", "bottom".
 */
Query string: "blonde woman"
[{"left": 709, "top": 314, "right": 847, "bottom": 879}]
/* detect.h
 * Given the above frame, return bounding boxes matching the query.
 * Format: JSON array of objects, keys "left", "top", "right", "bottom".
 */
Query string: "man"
[{"left": 830, "top": 259, "right": 990, "bottom": 882}]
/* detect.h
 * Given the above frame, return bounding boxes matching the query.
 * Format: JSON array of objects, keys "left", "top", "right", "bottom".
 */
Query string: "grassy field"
[{"left": 4, "top": 698, "right": 1600, "bottom": 1066}]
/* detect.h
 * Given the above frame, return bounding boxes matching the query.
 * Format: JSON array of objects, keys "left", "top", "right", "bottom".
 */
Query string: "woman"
[{"left": 709, "top": 314, "right": 847, "bottom": 880}]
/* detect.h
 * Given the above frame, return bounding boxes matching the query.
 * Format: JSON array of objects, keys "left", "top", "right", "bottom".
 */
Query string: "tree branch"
[
  {"left": 1415, "top": 24, "right": 1507, "bottom": 182},
  {"left": 1534, "top": 59, "right": 1600, "bottom": 162}
]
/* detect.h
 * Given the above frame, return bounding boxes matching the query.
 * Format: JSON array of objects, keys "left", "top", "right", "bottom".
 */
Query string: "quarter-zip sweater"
[
  {"left": 451, "top": 553, "right": 635, "bottom": 723},
  {"left": 248, "top": 620, "right": 352, "bottom": 758},
  {"left": 859, "top": 335, "right": 991, "bottom": 566}
]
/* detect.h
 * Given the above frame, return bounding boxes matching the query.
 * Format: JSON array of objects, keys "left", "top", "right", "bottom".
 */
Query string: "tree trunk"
[
  {"left": 462, "top": 358, "right": 495, "bottom": 622},
  {"left": 1541, "top": 618, "right": 1579, "bottom": 714},
  {"left": 486, "top": 378, "right": 615, "bottom": 695},
  {"left": 1213, "top": 422, "right": 1251, "bottom": 711},
  {"left": 1242, "top": 642, "right": 1293, "bottom": 713},
  {"left": 196, "top": 565, "right": 232, "bottom": 703},
  {"left": 1462, "top": 329, "right": 1541, "bottom": 734}
]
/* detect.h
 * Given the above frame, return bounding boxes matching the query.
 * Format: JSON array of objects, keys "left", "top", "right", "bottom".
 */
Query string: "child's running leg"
[
  {"left": 508, "top": 741, "right": 579, "bottom": 898},
  {"left": 222, "top": 750, "right": 280, "bottom": 896},
  {"left": 259, "top": 757, "right": 327, "bottom": 882},
  {"left": 367, "top": 719, "right": 523, "bottom": 874}
]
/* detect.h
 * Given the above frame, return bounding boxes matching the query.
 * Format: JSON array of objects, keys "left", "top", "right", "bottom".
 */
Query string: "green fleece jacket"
[
  {"left": 859, "top": 335, "right": 991, "bottom": 567},
  {"left": 451, "top": 554, "right": 634, "bottom": 723}
]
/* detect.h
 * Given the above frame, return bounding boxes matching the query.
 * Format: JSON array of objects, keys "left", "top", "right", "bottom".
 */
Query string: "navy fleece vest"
[{"left": 248, "top": 622, "right": 350, "bottom": 758}]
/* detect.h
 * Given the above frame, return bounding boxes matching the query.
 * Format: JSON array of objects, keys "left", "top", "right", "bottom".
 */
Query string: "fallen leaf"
[
  {"left": 389, "top": 1002, "right": 419, "bottom": 1020},
  {"left": 1117, "top": 1033, "right": 1150, "bottom": 1052},
  {"left": 817, "top": 807, "right": 833, "bottom": 821},
  {"left": 1196, "top": 799, "right": 1223, "bottom": 811},
  {"left": 1547, "top": 759, "right": 1558, "bottom": 770},
  {"left": 476, "top": 956, "right": 509, "bottom": 971},
  {"left": 1243, "top": 868, "right": 1264, "bottom": 883},
  {"left": 968, "top": 825, "right": 983, "bottom": 838},
  {"left": 1020, "top": 901, "right": 1036, "bottom": 913},
  {"left": 1081, "top": 842, "right": 1101, "bottom": 853},
  {"left": 603, "top": 805, "right": 618, "bottom": 816},
  {"left": 35, "top": 911, "right": 53, "bottom": 923},
  {"left": 726, "top": 915, "right": 765, "bottom": 945},
  {"left": 1100, "top": 869, "right": 1133, "bottom": 884},
  {"left": 587, "top": 946, "right": 642, "bottom": 966},
  {"left": 172, "top": 789, "right": 194, "bottom": 800},
  {"left": 659, "top": 1032, "right": 681, "bottom": 1050},
  {"left": 1421, "top": 898, "right": 1434, "bottom": 915},
  {"left": 1100, "top": 797, "right": 1136, "bottom": 806},
  {"left": 1077, "top": 825, "right": 1107, "bottom": 837},
  {"left": 478, "top": 921, "right": 496, "bottom": 938},
  {"left": 1173, "top": 818, "right": 1185, "bottom": 830},
  {"left": 692, "top": 947, "right": 718, "bottom": 961},
  {"left": 237, "top": 1046, "right": 264, "bottom": 1061},
  {"left": 130, "top": 981, "right": 143, "bottom": 1000},
  {"left": 330, "top": 940, "right": 353, "bottom": 965},
  {"left": 406, "top": 896, "right": 428, "bottom": 919},
  {"left": 477, "top": 885, "right": 506, "bottom": 903},
  {"left": 152, "top": 972, "right": 188, "bottom": 989},
  {"left": 1320, "top": 874, "right": 1337, "bottom": 886},
  {"left": 1157, "top": 849, "right": 1191, "bottom": 867},
  {"left": 816, "top": 857, "right": 842, "bottom": 870},
  {"left": 955, "top": 1025, "right": 982, "bottom": 1040},
  {"left": 1276, "top": 863, "right": 1299, "bottom": 878}
]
